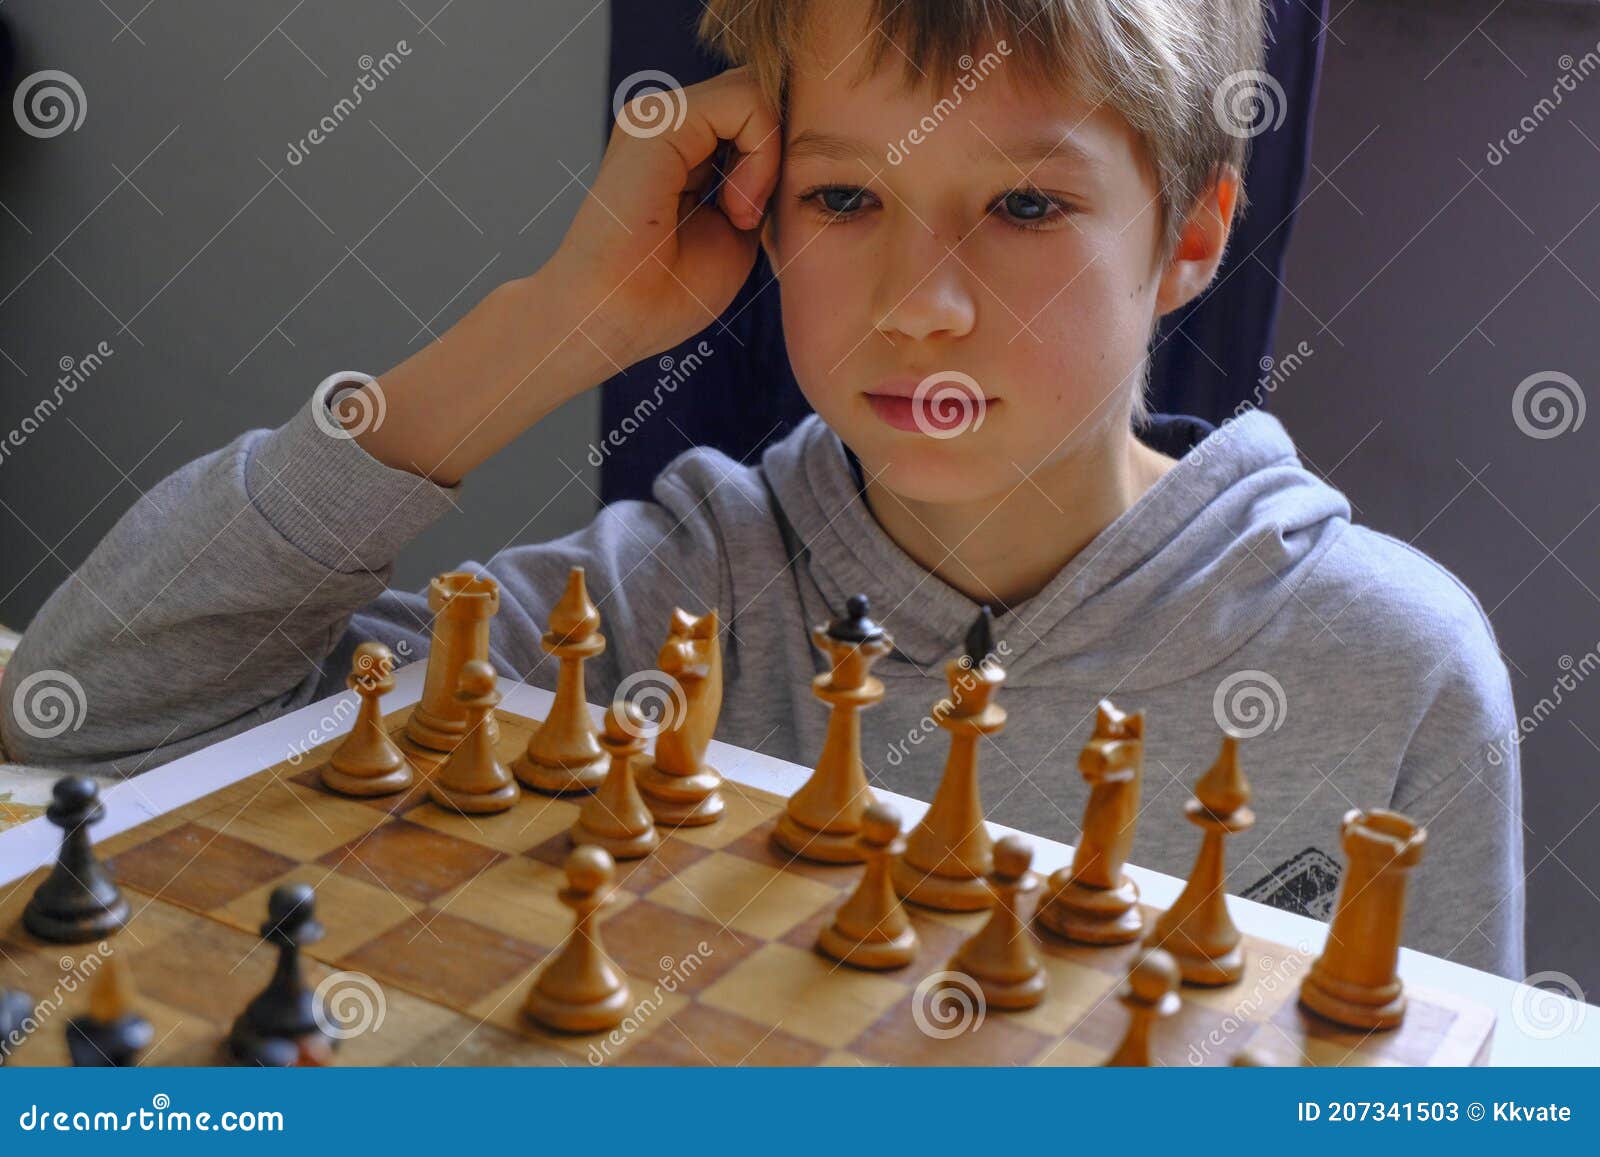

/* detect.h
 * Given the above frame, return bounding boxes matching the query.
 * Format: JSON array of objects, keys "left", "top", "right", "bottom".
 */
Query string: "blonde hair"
[{"left": 698, "top": 0, "right": 1267, "bottom": 264}]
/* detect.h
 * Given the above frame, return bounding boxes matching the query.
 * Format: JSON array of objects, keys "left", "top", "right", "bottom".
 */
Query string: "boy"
[{"left": 0, "top": 0, "right": 1523, "bottom": 978}]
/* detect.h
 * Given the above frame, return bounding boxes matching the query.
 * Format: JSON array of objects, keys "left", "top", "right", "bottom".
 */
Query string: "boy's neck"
[{"left": 861, "top": 425, "right": 1177, "bottom": 613}]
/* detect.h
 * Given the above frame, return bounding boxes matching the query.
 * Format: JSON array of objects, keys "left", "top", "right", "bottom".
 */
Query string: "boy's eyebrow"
[{"left": 785, "top": 128, "right": 1106, "bottom": 172}]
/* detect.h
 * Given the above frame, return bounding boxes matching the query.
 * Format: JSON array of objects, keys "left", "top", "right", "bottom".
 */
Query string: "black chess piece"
[
  {"left": 66, "top": 957, "right": 152, "bottom": 1067},
  {"left": 0, "top": 988, "right": 34, "bottom": 1064},
  {"left": 964, "top": 604, "right": 996, "bottom": 666},
  {"left": 829, "top": 594, "right": 886, "bottom": 644},
  {"left": 23, "top": 776, "right": 129, "bottom": 943},
  {"left": 228, "top": 883, "right": 335, "bottom": 1067}
]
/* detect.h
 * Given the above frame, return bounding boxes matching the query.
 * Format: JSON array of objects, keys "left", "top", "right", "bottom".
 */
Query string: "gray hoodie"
[{"left": 0, "top": 387, "right": 1525, "bottom": 978}]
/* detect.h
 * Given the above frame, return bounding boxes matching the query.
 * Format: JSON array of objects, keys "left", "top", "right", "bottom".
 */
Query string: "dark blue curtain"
[{"left": 600, "top": 1, "right": 1327, "bottom": 503}]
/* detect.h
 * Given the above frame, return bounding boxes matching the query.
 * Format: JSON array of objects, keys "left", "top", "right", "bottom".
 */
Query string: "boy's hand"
[{"left": 548, "top": 67, "right": 782, "bottom": 366}]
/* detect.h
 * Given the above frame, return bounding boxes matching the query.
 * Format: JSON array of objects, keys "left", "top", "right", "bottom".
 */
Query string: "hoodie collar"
[{"left": 761, "top": 410, "right": 1351, "bottom": 689}]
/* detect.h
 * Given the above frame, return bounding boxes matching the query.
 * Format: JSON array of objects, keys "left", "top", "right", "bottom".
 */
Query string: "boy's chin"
[{"left": 847, "top": 441, "right": 1010, "bottom": 506}]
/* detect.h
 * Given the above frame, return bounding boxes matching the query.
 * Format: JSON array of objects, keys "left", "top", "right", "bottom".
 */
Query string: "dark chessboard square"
[
  {"left": 340, "top": 911, "right": 545, "bottom": 1010},
  {"left": 600, "top": 899, "right": 757, "bottom": 996},
  {"left": 719, "top": 822, "right": 862, "bottom": 886},
  {"left": 618, "top": 1001, "right": 829, "bottom": 1066},
  {"left": 317, "top": 818, "right": 503, "bottom": 903},
  {"left": 524, "top": 830, "right": 713, "bottom": 894},
  {"left": 850, "top": 989, "right": 1055, "bottom": 1067},
  {"left": 108, "top": 822, "right": 300, "bottom": 911}
]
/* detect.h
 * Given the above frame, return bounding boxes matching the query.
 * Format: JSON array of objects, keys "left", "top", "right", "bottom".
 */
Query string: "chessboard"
[{"left": 0, "top": 703, "right": 1495, "bottom": 1068}]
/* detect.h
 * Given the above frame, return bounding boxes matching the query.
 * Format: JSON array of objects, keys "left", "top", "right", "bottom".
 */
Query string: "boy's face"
[{"left": 764, "top": 10, "right": 1178, "bottom": 504}]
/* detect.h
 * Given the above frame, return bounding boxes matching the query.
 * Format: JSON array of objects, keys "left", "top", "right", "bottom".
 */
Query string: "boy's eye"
[
  {"left": 801, "top": 185, "right": 872, "bottom": 217},
  {"left": 995, "top": 189, "right": 1068, "bottom": 227}
]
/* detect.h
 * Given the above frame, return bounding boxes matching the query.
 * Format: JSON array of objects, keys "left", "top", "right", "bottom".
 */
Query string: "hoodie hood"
[{"left": 759, "top": 410, "right": 1352, "bottom": 690}]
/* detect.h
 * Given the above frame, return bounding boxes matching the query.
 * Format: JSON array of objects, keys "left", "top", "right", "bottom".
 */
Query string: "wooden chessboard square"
[
  {"left": 617, "top": 1000, "right": 830, "bottom": 1066},
  {"left": 330, "top": 979, "right": 487, "bottom": 1067},
  {"left": 1007, "top": 952, "right": 1131, "bottom": 1039},
  {"left": 1263, "top": 989, "right": 1461, "bottom": 1068},
  {"left": 719, "top": 820, "right": 866, "bottom": 885},
  {"left": 95, "top": 810, "right": 189, "bottom": 859},
  {"left": 406, "top": 787, "right": 580, "bottom": 855},
  {"left": 316, "top": 817, "right": 503, "bottom": 904},
  {"left": 188, "top": 776, "right": 387, "bottom": 863},
  {"left": 428, "top": 854, "right": 614, "bottom": 948},
  {"left": 108, "top": 822, "right": 301, "bottom": 912},
  {"left": 600, "top": 898, "right": 760, "bottom": 996},
  {"left": 847, "top": 982, "right": 1056, "bottom": 1066},
  {"left": 124, "top": 911, "right": 277, "bottom": 1025},
  {"left": 642, "top": 851, "right": 839, "bottom": 940},
  {"left": 393, "top": 1017, "right": 574, "bottom": 1067},
  {"left": 777, "top": 894, "right": 975, "bottom": 962},
  {"left": 697, "top": 942, "right": 908, "bottom": 1050},
  {"left": 339, "top": 910, "right": 546, "bottom": 1011},
  {"left": 467, "top": 965, "right": 689, "bottom": 1063},
  {"left": 525, "top": 829, "right": 714, "bottom": 895},
  {"left": 215, "top": 864, "right": 421, "bottom": 960},
  {"left": 668, "top": 782, "right": 778, "bottom": 850},
  {"left": 1059, "top": 978, "right": 1242, "bottom": 1067}
]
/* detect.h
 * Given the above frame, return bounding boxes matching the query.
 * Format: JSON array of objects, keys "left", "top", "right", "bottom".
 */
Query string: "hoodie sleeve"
[
  {"left": 0, "top": 382, "right": 727, "bottom": 781},
  {"left": 1388, "top": 608, "right": 1525, "bottom": 981}
]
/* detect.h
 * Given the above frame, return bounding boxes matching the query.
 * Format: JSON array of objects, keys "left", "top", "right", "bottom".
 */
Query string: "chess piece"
[
  {"left": 428, "top": 660, "right": 518, "bottom": 814},
  {"left": 1299, "top": 808, "right": 1427, "bottom": 1030},
  {"left": 774, "top": 595, "right": 893, "bottom": 863},
  {"left": 1104, "top": 948, "right": 1182, "bottom": 1066},
  {"left": 66, "top": 953, "right": 153, "bottom": 1067},
  {"left": 228, "top": 883, "right": 336, "bottom": 1066},
  {"left": 24, "top": 776, "right": 130, "bottom": 943},
  {"left": 570, "top": 701, "right": 660, "bottom": 859},
  {"left": 523, "top": 846, "right": 630, "bottom": 1033},
  {"left": 0, "top": 988, "right": 34, "bottom": 1064},
  {"left": 1143, "top": 733, "right": 1254, "bottom": 984},
  {"left": 516, "top": 567, "right": 610, "bottom": 795},
  {"left": 401, "top": 571, "right": 501, "bottom": 767},
  {"left": 891, "top": 608, "right": 1003, "bottom": 911},
  {"left": 635, "top": 608, "right": 726, "bottom": 827},
  {"left": 320, "top": 642, "right": 416, "bottom": 797},
  {"left": 816, "top": 802, "right": 919, "bottom": 970},
  {"left": 947, "top": 835, "right": 1046, "bottom": 1010},
  {"left": 1036, "top": 700, "right": 1146, "bottom": 944}
]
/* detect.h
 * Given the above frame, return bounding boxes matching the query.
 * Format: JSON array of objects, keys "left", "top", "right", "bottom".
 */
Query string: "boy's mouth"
[{"left": 863, "top": 374, "right": 993, "bottom": 437}]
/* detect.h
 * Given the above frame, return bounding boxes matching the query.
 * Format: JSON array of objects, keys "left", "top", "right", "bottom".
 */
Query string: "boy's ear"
[{"left": 1155, "top": 165, "right": 1240, "bottom": 317}]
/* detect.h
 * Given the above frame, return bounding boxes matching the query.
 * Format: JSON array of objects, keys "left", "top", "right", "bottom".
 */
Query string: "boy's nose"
[{"left": 872, "top": 231, "right": 978, "bottom": 344}]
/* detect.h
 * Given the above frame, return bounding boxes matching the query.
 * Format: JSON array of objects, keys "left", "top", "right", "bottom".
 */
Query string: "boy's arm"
[{"left": 1390, "top": 638, "right": 1526, "bottom": 980}]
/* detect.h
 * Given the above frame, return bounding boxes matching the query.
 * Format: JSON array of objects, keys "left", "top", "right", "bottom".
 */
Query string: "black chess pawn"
[
  {"left": 23, "top": 776, "right": 129, "bottom": 943},
  {"left": 66, "top": 955, "right": 152, "bottom": 1067},
  {"left": 0, "top": 988, "right": 34, "bottom": 1064},
  {"left": 228, "top": 883, "right": 335, "bottom": 1067},
  {"left": 830, "top": 594, "right": 886, "bottom": 645}
]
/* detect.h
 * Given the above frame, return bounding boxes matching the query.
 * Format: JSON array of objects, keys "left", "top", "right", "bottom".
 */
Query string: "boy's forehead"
[{"left": 785, "top": 0, "right": 1128, "bottom": 163}]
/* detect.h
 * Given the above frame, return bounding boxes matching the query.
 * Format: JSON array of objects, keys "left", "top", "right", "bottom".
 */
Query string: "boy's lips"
[{"left": 862, "top": 376, "right": 995, "bottom": 435}]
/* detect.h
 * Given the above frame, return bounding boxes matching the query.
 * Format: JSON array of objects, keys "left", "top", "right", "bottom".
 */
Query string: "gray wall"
[{"left": 1, "top": 2, "right": 1596, "bottom": 996}]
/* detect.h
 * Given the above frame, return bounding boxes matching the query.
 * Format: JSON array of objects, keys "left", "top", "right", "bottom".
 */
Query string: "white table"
[{"left": 2, "top": 664, "right": 1595, "bottom": 1066}]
